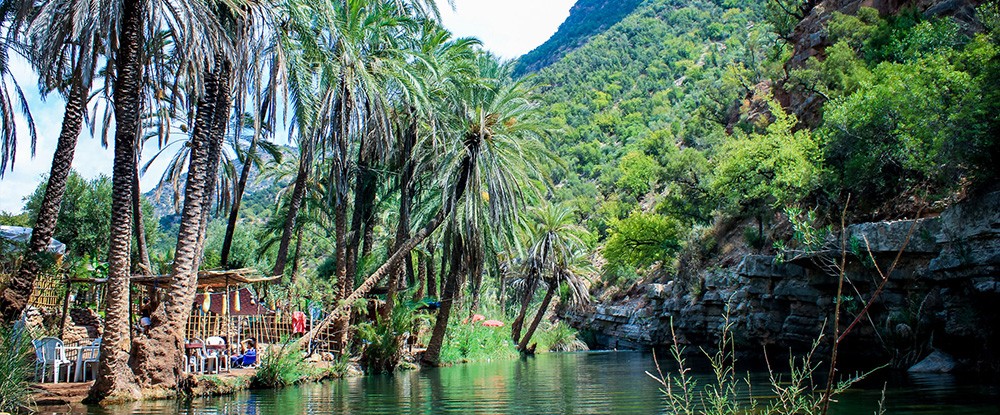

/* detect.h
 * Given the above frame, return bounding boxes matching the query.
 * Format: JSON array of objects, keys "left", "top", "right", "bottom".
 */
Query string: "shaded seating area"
[
  {"left": 133, "top": 269, "right": 279, "bottom": 375},
  {"left": 32, "top": 336, "right": 102, "bottom": 384}
]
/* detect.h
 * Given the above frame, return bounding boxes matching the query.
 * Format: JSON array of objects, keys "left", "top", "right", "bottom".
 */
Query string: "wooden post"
[{"left": 59, "top": 276, "right": 73, "bottom": 338}]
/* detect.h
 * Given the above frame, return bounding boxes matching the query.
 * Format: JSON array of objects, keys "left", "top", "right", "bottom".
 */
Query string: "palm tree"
[
  {"left": 90, "top": 0, "right": 147, "bottom": 402},
  {"left": 92, "top": 0, "right": 234, "bottom": 400},
  {"left": 420, "top": 52, "right": 551, "bottom": 366},
  {"left": 514, "top": 203, "right": 590, "bottom": 352},
  {"left": 0, "top": 0, "right": 36, "bottom": 178},
  {"left": 0, "top": 0, "right": 102, "bottom": 321}
]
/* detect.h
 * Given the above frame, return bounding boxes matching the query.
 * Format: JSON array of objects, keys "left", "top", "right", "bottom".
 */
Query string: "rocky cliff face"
[
  {"left": 778, "top": 0, "right": 983, "bottom": 127},
  {"left": 566, "top": 190, "right": 1000, "bottom": 371}
]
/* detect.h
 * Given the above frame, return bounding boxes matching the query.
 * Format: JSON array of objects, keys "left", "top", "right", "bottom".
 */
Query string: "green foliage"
[
  {"left": 603, "top": 211, "right": 684, "bottom": 272},
  {"left": 0, "top": 211, "right": 29, "bottom": 227},
  {"left": 440, "top": 314, "right": 518, "bottom": 365},
  {"left": 821, "top": 28, "right": 998, "bottom": 205},
  {"left": 356, "top": 298, "right": 430, "bottom": 374},
  {"left": 532, "top": 320, "right": 588, "bottom": 353},
  {"left": 712, "top": 100, "right": 822, "bottom": 215},
  {"left": 535, "top": 0, "right": 772, "bottom": 229},
  {"left": 616, "top": 151, "right": 660, "bottom": 198},
  {"left": 20, "top": 170, "right": 163, "bottom": 263},
  {"left": 0, "top": 324, "right": 33, "bottom": 412},
  {"left": 514, "top": 0, "right": 645, "bottom": 75},
  {"left": 251, "top": 342, "right": 311, "bottom": 388}
]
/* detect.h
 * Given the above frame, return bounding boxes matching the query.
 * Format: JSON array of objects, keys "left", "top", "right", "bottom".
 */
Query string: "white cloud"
[{"left": 0, "top": 1, "right": 574, "bottom": 213}]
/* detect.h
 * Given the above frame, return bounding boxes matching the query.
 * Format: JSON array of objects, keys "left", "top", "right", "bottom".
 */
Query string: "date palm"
[
  {"left": 0, "top": 0, "right": 36, "bottom": 178},
  {"left": 515, "top": 203, "right": 591, "bottom": 352},
  {"left": 91, "top": 0, "right": 236, "bottom": 401},
  {"left": 419, "top": 52, "right": 551, "bottom": 366},
  {"left": 0, "top": 0, "right": 102, "bottom": 321}
]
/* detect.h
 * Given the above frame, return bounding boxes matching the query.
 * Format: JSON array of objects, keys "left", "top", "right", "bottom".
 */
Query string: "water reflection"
[{"left": 67, "top": 352, "right": 999, "bottom": 415}]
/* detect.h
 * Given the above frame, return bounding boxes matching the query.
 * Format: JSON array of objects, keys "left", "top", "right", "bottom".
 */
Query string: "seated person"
[{"left": 231, "top": 339, "right": 257, "bottom": 368}]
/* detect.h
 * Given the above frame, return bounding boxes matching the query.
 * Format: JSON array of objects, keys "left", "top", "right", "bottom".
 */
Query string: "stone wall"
[{"left": 566, "top": 190, "right": 1000, "bottom": 371}]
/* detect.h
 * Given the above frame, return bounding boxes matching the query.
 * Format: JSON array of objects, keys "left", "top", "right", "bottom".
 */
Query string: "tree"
[
  {"left": 90, "top": 0, "right": 145, "bottom": 402},
  {"left": 712, "top": 99, "right": 822, "bottom": 241},
  {"left": 602, "top": 211, "right": 684, "bottom": 273},
  {"left": 421, "top": 53, "right": 550, "bottom": 366},
  {"left": 511, "top": 203, "right": 588, "bottom": 351},
  {"left": 0, "top": 0, "right": 107, "bottom": 320}
]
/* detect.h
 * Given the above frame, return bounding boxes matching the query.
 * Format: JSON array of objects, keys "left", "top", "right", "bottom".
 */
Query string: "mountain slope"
[{"left": 513, "top": 0, "right": 645, "bottom": 76}]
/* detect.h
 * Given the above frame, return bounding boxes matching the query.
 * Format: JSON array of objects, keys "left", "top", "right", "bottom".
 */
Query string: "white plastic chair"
[
  {"left": 33, "top": 337, "right": 72, "bottom": 383},
  {"left": 198, "top": 346, "right": 219, "bottom": 374},
  {"left": 205, "top": 337, "right": 229, "bottom": 372},
  {"left": 76, "top": 338, "right": 102, "bottom": 382}
]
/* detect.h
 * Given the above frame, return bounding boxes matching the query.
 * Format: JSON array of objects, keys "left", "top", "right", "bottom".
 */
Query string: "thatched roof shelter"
[{"left": 130, "top": 268, "right": 280, "bottom": 289}]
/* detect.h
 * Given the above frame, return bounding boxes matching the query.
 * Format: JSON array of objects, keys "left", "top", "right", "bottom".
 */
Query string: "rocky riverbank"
[{"left": 566, "top": 190, "right": 1000, "bottom": 372}]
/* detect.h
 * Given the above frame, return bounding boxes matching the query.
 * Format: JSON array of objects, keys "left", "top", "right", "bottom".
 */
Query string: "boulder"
[{"left": 908, "top": 350, "right": 957, "bottom": 373}]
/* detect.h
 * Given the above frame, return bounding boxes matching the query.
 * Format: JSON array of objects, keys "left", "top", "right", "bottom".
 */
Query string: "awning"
[
  {"left": 131, "top": 268, "right": 280, "bottom": 289},
  {"left": 0, "top": 225, "right": 67, "bottom": 255}
]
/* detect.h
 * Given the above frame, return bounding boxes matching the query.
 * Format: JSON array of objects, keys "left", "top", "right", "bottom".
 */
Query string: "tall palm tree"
[
  {"left": 92, "top": 0, "right": 234, "bottom": 401},
  {"left": 0, "top": 0, "right": 103, "bottom": 321},
  {"left": 419, "top": 52, "right": 551, "bottom": 366},
  {"left": 90, "top": 0, "right": 147, "bottom": 402}
]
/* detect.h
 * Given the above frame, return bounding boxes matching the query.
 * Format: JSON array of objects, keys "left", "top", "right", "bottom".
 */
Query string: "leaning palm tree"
[
  {"left": 0, "top": 0, "right": 100, "bottom": 321},
  {"left": 514, "top": 204, "right": 591, "bottom": 352}
]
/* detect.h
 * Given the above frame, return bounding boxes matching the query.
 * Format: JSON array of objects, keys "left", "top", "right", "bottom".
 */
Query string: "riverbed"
[{"left": 73, "top": 352, "right": 999, "bottom": 414}]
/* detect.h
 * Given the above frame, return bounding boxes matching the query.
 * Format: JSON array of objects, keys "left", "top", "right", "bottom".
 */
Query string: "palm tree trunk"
[
  {"left": 426, "top": 242, "right": 436, "bottom": 298},
  {"left": 382, "top": 120, "right": 416, "bottom": 319},
  {"left": 414, "top": 251, "right": 426, "bottom": 301},
  {"left": 517, "top": 282, "right": 555, "bottom": 352},
  {"left": 220, "top": 131, "right": 258, "bottom": 269},
  {"left": 422, "top": 236, "right": 464, "bottom": 367},
  {"left": 333, "top": 197, "right": 350, "bottom": 349},
  {"left": 132, "top": 156, "right": 152, "bottom": 275},
  {"left": 196, "top": 60, "right": 233, "bottom": 256},
  {"left": 272, "top": 141, "right": 311, "bottom": 277},
  {"left": 289, "top": 225, "right": 304, "bottom": 286},
  {"left": 129, "top": 63, "right": 220, "bottom": 392},
  {"left": 0, "top": 74, "right": 88, "bottom": 322},
  {"left": 345, "top": 152, "right": 375, "bottom": 297},
  {"left": 510, "top": 277, "right": 537, "bottom": 343},
  {"left": 89, "top": 0, "right": 144, "bottom": 402}
]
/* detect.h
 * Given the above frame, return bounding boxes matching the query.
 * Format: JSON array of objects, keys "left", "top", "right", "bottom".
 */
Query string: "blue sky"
[{"left": 0, "top": 0, "right": 575, "bottom": 213}]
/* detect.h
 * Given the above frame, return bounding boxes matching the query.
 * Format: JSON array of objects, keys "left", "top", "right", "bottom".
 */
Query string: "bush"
[
  {"left": 357, "top": 299, "right": 429, "bottom": 374},
  {"left": 251, "top": 342, "right": 310, "bottom": 388},
  {"left": 0, "top": 324, "right": 34, "bottom": 412},
  {"left": 533, "top": 321, "right": 588, "bottom": 353},
  {"left": 440, "top": 315, "right": 518, "bottom": 365}
]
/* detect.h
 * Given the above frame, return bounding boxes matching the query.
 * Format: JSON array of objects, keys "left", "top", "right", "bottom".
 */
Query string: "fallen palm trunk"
[{"left": 296, "top": 209, "right": 447, "bottom": 349}]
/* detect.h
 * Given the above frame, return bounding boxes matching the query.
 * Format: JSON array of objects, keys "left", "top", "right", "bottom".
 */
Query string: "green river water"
[{"left": 73, "top": 352, "right": 998, "bottom": 414}]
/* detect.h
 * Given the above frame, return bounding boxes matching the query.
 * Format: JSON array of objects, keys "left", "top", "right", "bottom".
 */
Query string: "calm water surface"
[{"left": 74, "top": 352, "right": 998, "bottom": 414}]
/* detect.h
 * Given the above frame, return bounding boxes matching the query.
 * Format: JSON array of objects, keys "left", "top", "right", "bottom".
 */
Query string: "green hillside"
[
  {"left": 532, "top": 0, "right": 1000, "bottom": 282},
  {"left": 513, "top": 0, "right": 645, "bottom": 76}
]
